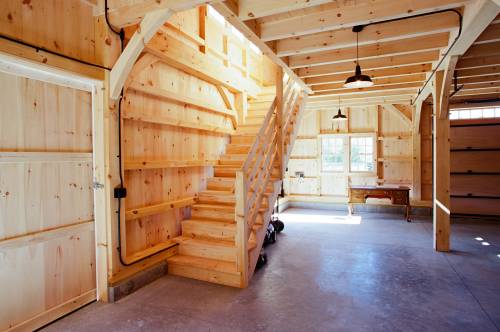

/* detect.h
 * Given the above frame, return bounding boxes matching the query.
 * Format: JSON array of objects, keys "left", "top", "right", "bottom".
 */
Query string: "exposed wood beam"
[
  {"left": 432, "top": 70, "right": 450, "bottom": 252},
  {"left": 453, "top": 81, "right": 500, "bottom": 90},
  {"left": 452, "top": 86, "right": 500, "bottom": 95},
  {"left": 307, "top": 97, "right": 413, "bottom": 108},
  {"left": 311, "top": 82, "right": 422, "bottom": 96},
  {"left": 211, "top": 2, "right": 311, "bottom": 93},
  {"left": 305, "top": 64, "right": 432, "bottom": 85},
  {"left": 258, "top": 0, "right": 466, "bottom": 41},
  {"left": 238, "top": 0, "right": 333, "bottom": 20},
  {"left": 297, "top": 50, "right": 440, "bottom": 77},
  {"left": 382, "top": 104, "right": 412, "bottom": 126},
  {"left": 456, "top": 65, "right": 500, "bottom": 77},
  {"left": 308, "top": 88, "right": 418, "bottom": 101},
  {"left": 289, "top": 32, "right": 450, "bottom": 68},
  {"left": 462, "top": 40, "right": 500, "bottom": 58},
  {"left": 456, "top": 74, "right": 500, "bottom": 84},
  {"left": 110, "top": 9, "right": 173, "bottom": 100},
  {"left": 276, "top": 11, "right": 458, "bottom": 57},
  {"left": 439, "top": 55, "right": 458, "bottom": 119},
  {"left": 311, "top": 74, "right": 426, "bottom": 91},
  {"left": 450, "top": 92, "right": 500, "bottom": 101},
  {"left": 456, "top": 54, "right": 500, "bottom": 69},
  {"left": 107, "top": 0, "right": 222, "bottom": 28},
  {"left": 474, "top": 21, "right": 500, "bottom": 43},
  {"left": 449, "top": 0, "right": 500, "bottom": 56}
]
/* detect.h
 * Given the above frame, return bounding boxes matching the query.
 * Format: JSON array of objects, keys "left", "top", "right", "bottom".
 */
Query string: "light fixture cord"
[{"left": 356, "top": 32, "right": 359, "bottom": 65}]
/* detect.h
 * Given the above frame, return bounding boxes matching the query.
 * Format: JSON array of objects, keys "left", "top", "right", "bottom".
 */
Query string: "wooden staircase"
[{"left": 167, "top": 79, "right": 307, "bottom": 287}]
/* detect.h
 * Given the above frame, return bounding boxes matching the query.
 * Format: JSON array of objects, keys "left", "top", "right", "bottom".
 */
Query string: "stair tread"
[
  {"left": 192, "top": 203, "right": 234, "bottom": 211},
  {"left": 174, "top": 235, "right": 235, "bottom": 248},
  {"left": 168, "top": 255, "right": 239, "bottom": 275},
  {"left": 184, "top": 218, "right": 236, "bottom": 228},
  {"left": 200, "top": 189, "right": 234, "bottom": 195}
]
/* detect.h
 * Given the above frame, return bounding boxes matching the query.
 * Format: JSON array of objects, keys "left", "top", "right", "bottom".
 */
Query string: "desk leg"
[{"left": 406, "top": 205, "right": 411, "bottom": 222}]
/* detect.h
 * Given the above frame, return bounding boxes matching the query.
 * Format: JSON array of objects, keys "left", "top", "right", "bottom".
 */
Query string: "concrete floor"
[{"left": 43, "top": 209, "right": 500, "bottom": 332}]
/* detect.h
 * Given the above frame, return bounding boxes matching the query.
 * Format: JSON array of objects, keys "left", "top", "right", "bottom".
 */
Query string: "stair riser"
[
  {"left": 178, "top": 243, "right": 237, "bottom": 262},
  {"left": 226, "top": 145, "right": 251, "bottom": 154},
  {"left": 191, "top": 208, "right": 235, "bottom": 222},
  {"left": 218, "top": 159, "right": 244, "bottom": 166},
  {"left": 182, "top": 222, "right": 235, "bottom": 242},
  {"left": 198, "top": 194, "right": 235, "bottom": 205},
  {"left": 214, "top": 169, "right": 237, "bottom": 178},
  {"left": 237, "top": 126, "right": 260, "bottom": 134},
  {"left": 168, "top": 264, "right": 241, "bottom": 287},
  {"left": 247, "top": 109, "right": 267, "bottom": 117},
  {"left": 245, "top": 117, "right": 265, "bottom": 125},
  {"left": 207, "top": 178, "right": 234, "bottom": 191},
  {"left": 230, "top": 136, "right": 254, "bottom": 144}
]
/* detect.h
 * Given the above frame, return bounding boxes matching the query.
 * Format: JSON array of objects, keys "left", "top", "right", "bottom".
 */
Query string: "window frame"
[
  {"left": 321, "top": 136, "right": 347, "bottom": 173},
  {"left": 349, "top": 135, "right": 376, "bottom": 174}
]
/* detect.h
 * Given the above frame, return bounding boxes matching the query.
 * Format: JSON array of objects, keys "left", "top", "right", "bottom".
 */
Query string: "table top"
[{"left": 350, "top": 185, "right": 410, "bottom": 191}]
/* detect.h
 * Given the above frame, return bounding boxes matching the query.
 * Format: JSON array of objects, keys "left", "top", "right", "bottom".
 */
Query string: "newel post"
[
  {"left": 235, "top": 170, "right": 249, "bottom": 287},
  {"left": 276, "top": 67, "right": 284, "bottom": 178}
]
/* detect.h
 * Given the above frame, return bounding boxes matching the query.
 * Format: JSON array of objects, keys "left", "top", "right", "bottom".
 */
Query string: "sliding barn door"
[{"left": 0, "top": 71, "right": 97, "bottom": 331}]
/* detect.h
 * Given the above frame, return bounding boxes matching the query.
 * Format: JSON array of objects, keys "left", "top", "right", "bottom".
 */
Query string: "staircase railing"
[{"left": 234, "top": 72, "right": 307, "bottom": 287}]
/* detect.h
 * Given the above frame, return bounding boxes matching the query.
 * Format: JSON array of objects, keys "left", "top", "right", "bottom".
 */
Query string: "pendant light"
[
  {"left": 333, "top": 97, "right": 347, "bottom": 121},
  {"left": 344, "top": 26, "right": 374, "bottom": 88}
]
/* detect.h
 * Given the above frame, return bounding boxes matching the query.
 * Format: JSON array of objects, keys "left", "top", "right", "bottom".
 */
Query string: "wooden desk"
[{"left": 348, "top": 185, "right": 411, "bottom": 221}]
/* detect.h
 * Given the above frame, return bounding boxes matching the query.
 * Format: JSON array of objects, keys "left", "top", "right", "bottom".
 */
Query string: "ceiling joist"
[{"left": 257, "top": 0, "right": 466, "bottom": 41}]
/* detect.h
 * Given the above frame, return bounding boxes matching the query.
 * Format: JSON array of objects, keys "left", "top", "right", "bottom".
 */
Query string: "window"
[
  {"left": 322, "top": 138, "right": 344, "bottom": 171},
  {"left": 450, "top": 107, "right": 500, "bottom": 120},
  {"left": 350, "top": 137, "right": 374, "bottom": 172}
]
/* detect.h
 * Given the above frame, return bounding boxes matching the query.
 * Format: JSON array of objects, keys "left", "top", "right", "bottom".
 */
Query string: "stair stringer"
[
  {"left": 247, "top": 178, "right": 282, "bottom": 280},
  {"left": 245, "top": 94, "right": 308, "bottom": 282}
]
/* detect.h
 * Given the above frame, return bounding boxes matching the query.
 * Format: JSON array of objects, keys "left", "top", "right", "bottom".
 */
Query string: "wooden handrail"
[
  {"left": 242, "top": 97, "right": 277, "bottom": 171},
  {"left": 235, "top": 80, "right": 307, "bottom": 287}
]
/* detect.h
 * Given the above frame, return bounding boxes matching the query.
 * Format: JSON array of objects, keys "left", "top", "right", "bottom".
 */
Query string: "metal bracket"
[{"left": 93, "top": 181, "right": 105, "bottom": 189}]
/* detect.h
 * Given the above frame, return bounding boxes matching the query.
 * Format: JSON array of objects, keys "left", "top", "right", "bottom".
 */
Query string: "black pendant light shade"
[
  {"left": 344, "top": 64, "right": 373, "bottom": 88},
  {"left": 333, "top": 108, "right": 347, "bottom": 121},
  {"left": 344, "top": 27, "right": 374, "bottom": 88},
  {"left": 333, "top": 96, "right": 347, "bottom": 121}
]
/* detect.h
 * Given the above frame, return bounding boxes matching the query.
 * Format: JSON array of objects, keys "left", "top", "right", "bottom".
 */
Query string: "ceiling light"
[
  {"left": 333, "top": 97, "right": 347, "bottom": 121},
  {"left": 344, "top": 26, "right": 373, "bottom": 89}
]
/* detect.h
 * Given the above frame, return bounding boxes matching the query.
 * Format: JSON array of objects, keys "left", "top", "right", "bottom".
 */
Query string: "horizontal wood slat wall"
[
  {"left": 450, "top": 121, "right": 500, "bottom": 216},
  {"left": 112, "top": 7, "right": 273, "bottom": 276}
]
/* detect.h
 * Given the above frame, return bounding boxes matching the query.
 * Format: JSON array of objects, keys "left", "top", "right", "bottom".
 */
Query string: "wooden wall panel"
[
  {"left": 451, "top": 151, "right": 500, "bottom": 173},
  {"left": 290, "top": 139, "right": 317, "bottom": 157},
  {"left": 451, "top": 197, "right": 500, "bottom": 216},
  {"left": 289, "top": 178, "right": 320, "bottom": 195},
  {"left": 451, "top": 174, "right": 500, "bottom": 197},
  {"left": 0, "top": 71, "right": 96, "bottom": 330},
  {"left": 320, "top": 174, "right": 347, "bottom": 196},
  {"left": 0, "top": 72, "right": 92, "bottom": 151},
  {"left": 0, "top": 0, "right": 118, "bottom": 67},
  {"left": 450, "top": 125, "right": 500, "bottom": 149},
  {"left": 287, "top": 159, "right": 318, "bottom": 178},
  {"left": 450, "top": 121, "right": 500, "bottom": 216},
  {"left": 349, "top": 106, "right": 377, "bottom": 132},
  {"left": 122, "top": 59, "right": 230, "bottom": 259}
]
